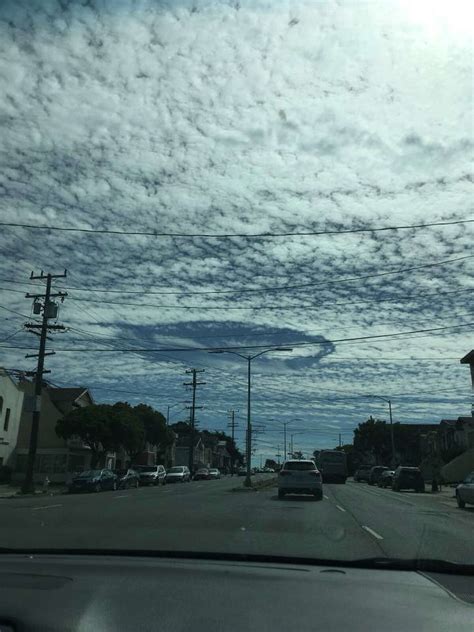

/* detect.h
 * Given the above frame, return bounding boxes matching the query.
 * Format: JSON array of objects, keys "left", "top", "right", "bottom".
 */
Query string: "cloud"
[{"left": 0, "top": 0, "right": 472, "bottom": 456}]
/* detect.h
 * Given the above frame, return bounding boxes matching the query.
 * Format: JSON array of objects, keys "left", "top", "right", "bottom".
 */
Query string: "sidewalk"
[{"left": 0, "top": 483, "right": 67, "bottom": 499}]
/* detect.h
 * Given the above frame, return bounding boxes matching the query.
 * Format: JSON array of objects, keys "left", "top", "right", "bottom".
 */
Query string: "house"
[
  {"left": 0, "top": 369, "right": 26, "bottom": 471},
  {"left": 460, "top": 350, "right": 473, "bottom": 417},
  {"left": 175, "top": 435, "right": 205, "bottom": 470},
  {"left": 438, "top": 417, "right": 474, "bottom": 454},
  {"left": 1, "top": 375, "right": 101, "bottom": 483}
]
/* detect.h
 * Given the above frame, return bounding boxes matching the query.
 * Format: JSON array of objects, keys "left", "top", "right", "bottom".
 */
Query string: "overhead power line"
[
  {"left": 1, "top": 253, "right": 470, "bottom": 298},
  {"left": 1, "top": 321, "right": 472, "bottom": 353},
  {"left": 0, "top": 217, "right": 472, "bottom": 239}
]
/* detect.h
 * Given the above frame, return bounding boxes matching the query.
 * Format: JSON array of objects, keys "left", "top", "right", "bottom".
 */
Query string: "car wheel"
[
  {"left": 94, "top": 483, "right": 101, "bottom": 493},
  {"left": 135, "top": 480, "right": 139, "bottom": 489},
  {"left": 112, "top": 481, "right": 117, "bottom": 491},
  {"left": 314, "top": 491, "right": 323, "bottom": 501},
  {"left": 278, "top": 490, "right": 285, "bottom": 499},
  {"left": 456, "top": 494, "right": 466, "bottom": 509}
]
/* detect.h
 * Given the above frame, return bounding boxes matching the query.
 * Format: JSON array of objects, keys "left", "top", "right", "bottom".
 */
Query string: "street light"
[
  {"left": 289, "top": 431, "right": 306, "bottom": 457},
  {"left": 209, "top": 347, "right": 293, "bottom": 487},
  {"left": 365, "top": 394, "right": 396, "bottom": 466}
]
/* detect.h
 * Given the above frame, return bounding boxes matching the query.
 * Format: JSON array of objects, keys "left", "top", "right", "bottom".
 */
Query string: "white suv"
[
  {"left": 135, "top": 465, "right": 166, "bottom": 486},
  {"left": 278, "top": 460, "right": 323, "bottom": 500}
]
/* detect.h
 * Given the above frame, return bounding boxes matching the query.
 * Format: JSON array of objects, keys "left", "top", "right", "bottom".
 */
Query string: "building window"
[{"left": 3, "top": 408, "right": 10, "bottom": 431}]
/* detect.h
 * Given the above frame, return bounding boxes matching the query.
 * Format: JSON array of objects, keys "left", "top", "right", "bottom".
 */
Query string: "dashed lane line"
[
  {"left": 31, "top": 504, "right": 62, "bottom": 511},
  {"left": 113, "top": 495, "right": 129, "bottom": 499},
  {"left": 361, "top": 525, "right": 384, "bottom": 540},
  {"left": 336, "top": 504, "right": 346, "bottom": 512},
  {"left": 323, "top": 495, "right": 329, "bottom": 500}
]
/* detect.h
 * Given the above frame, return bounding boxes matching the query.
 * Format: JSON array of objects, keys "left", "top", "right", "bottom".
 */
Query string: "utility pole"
[
  {"left": 283, "top": 422, "right": 289, "bottom": 459},
  {"left": 227, "top": 409, "right": 239, "bottom": 475},
  {"left": 184, "top": 369, "right": 205, "bottom": 475},
  {"left": 339, "top": 433, "right": 342, "bottom": 448},
  {"left": 22, "top": 270, "right": 67, "bottom": 493},
  {"left": 388, "top": 399, "right": 396, "bottom": 467}
]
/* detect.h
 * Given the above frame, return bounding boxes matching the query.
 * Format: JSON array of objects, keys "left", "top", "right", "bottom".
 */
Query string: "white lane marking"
[
  {"left": 336, "top": 504, "right": 346, "bottom": 512},
  {"left": 323, "top": 495, "right": 329, "bottom": 500},
  {"left": 163, "top": 489, "right": 172, "bottom": 493},
  {"left": 113, "top": 494, "right": 129, "bottom": 499},
  {"left": 31, "top": 504, "right": 62, "bottom": 511},
  {"left": 362, "top": 525, "right": 384, "bottom": 540}
]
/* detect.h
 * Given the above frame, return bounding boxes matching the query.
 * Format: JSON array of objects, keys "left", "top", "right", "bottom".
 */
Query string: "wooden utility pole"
[
  {"left": 184, "top": 368, "right": 205, "bottom": 474},
  {"left": 22, "top": 270, "right": 67, "bottom": 493}
]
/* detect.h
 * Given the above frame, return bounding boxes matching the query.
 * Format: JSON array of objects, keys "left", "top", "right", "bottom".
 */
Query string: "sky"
[{"left": 0, "top": 0, "right": 473, "bottom": 463}]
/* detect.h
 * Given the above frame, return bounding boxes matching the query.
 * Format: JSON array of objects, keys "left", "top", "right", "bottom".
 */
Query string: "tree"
[
  {"left": 353, "top": 416, "right": 391, "bottom": 464},
  {"left": 134, "top": 404, "right": 167, "bottom": 446},
  {"left": 111, "top": 402, "right": 145, "bottom": 461},
  {"left": 56, "top": 404, "right": 122, "bottom": 467},
  {"left": 265, "top": 459, "right": 278, "bottom": 470}
]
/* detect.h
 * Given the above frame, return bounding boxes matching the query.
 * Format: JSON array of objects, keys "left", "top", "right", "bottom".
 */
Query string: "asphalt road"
[{"left": 1, "top": 477, "right": 473, "bottom": 566}]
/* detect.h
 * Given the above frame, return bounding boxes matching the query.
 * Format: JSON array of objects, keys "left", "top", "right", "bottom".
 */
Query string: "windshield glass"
[
  {"left": 77, "top": 470, "right": 101, "bottom": 478},
  {"left": 284, "top": 462, "right": 316, "bottom": 471},
  {"left": 0, "top": 0, "right": 472, "bottom": 571}
]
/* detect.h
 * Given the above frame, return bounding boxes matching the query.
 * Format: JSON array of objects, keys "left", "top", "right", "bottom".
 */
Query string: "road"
[{"left": 1, "top": 477, "right": 473, "bottom": 565}]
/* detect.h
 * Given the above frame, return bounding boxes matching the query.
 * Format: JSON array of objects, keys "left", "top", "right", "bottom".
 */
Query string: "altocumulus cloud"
[{"left": 0, "top": 0, "right": 472, "bottom": 456}]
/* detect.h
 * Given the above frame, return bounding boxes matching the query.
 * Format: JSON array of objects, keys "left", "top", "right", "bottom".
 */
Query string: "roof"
[
  {"left": 47, "top": 387, "right": 88, "bottom": 403},
  {"left": 460, "top": 350, "right": 474, "bottom": 364},
  {"left": 176, "top": 436, "right": 201, "bottom": 448}
]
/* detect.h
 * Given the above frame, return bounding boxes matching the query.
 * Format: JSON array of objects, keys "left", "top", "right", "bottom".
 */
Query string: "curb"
[{"left": 1, "top": 488, "right": 67, "bottom": 499}]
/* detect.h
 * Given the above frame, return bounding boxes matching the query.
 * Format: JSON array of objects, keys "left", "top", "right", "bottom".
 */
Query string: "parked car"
[
  {"left": 378, "top": 470, "right": 395, "bottom": 488},
  {"left": 134, "top": 464, "right": 167, "bottom": 486},
  {"left": 369, "top": 466, "right": 389, "bottom": 486},
  {"left": 455, "top": 471, "right": 474, "bottom": 509},
  {"left": 193, "top": 468, "right": 211, "bottom": 481},
  {"left": 68, "top": 469, "right": 118, "bottom": 493},
  {"left": 278, "top": 459, "right": 323, "bottom": 500},
  {"left": 237, "top": 467, "right": 247, "bottom": 477},
  {"left": 392, "top": 466, "right": 425, "bottom": 493},
  {"left": 165, "top": 466, "right": 191, "bottom": 483},
  {"left": 114, "top": 468, "right": 140, "bottom": 489},
  {"left": 209, "top": 468, "right": 221, "bottom": 479},
  {"left": 354, "top": 465, "right": 372, "bottom": 482}
]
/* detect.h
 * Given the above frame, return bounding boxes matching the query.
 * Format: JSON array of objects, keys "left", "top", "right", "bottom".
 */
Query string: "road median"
[{"left": 230, "top": 476, "right": 277, "bottom": 492}]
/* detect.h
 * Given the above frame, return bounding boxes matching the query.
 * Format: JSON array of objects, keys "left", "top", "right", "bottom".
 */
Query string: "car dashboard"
[{"left": 0, "top": 552, "right": 473, "bottom": 631}]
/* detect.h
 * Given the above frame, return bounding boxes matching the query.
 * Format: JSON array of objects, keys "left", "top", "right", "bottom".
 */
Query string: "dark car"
[
  {"left": 392, "top": 466, "right": 425, "bottom": 493},
  {"left": 114, "top": 468, "right": 140, "bottom": 489},
  {"left": 193, "top": 468, "right": 210, "bottom": 481},
  {"left": 378, "top": 470, "right": 395, "bottom": 488},
  {"left": 369, "top": 466, "right": 389, "bottom": 486},
  {"left": 68, "top": 469, "right": 118, "bottom": 493},
  {"left": 354, "top": 465, "right": 372, "bottom": 482}
]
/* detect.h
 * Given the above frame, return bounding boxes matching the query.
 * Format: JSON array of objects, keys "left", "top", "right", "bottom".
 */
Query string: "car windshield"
[
  {"left": 1, "top": 0, "right": 472, "bottom": 573},
  {"left": 284, "top": 462, "right": 316, "bottom": 471},
  {"left": 77, "top": 470, "right": 101, "bottom": 478}
]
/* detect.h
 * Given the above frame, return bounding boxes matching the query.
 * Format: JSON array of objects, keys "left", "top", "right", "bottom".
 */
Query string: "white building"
[{"left": 0, "top": 369, "right": 25, "bottom": 469}]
